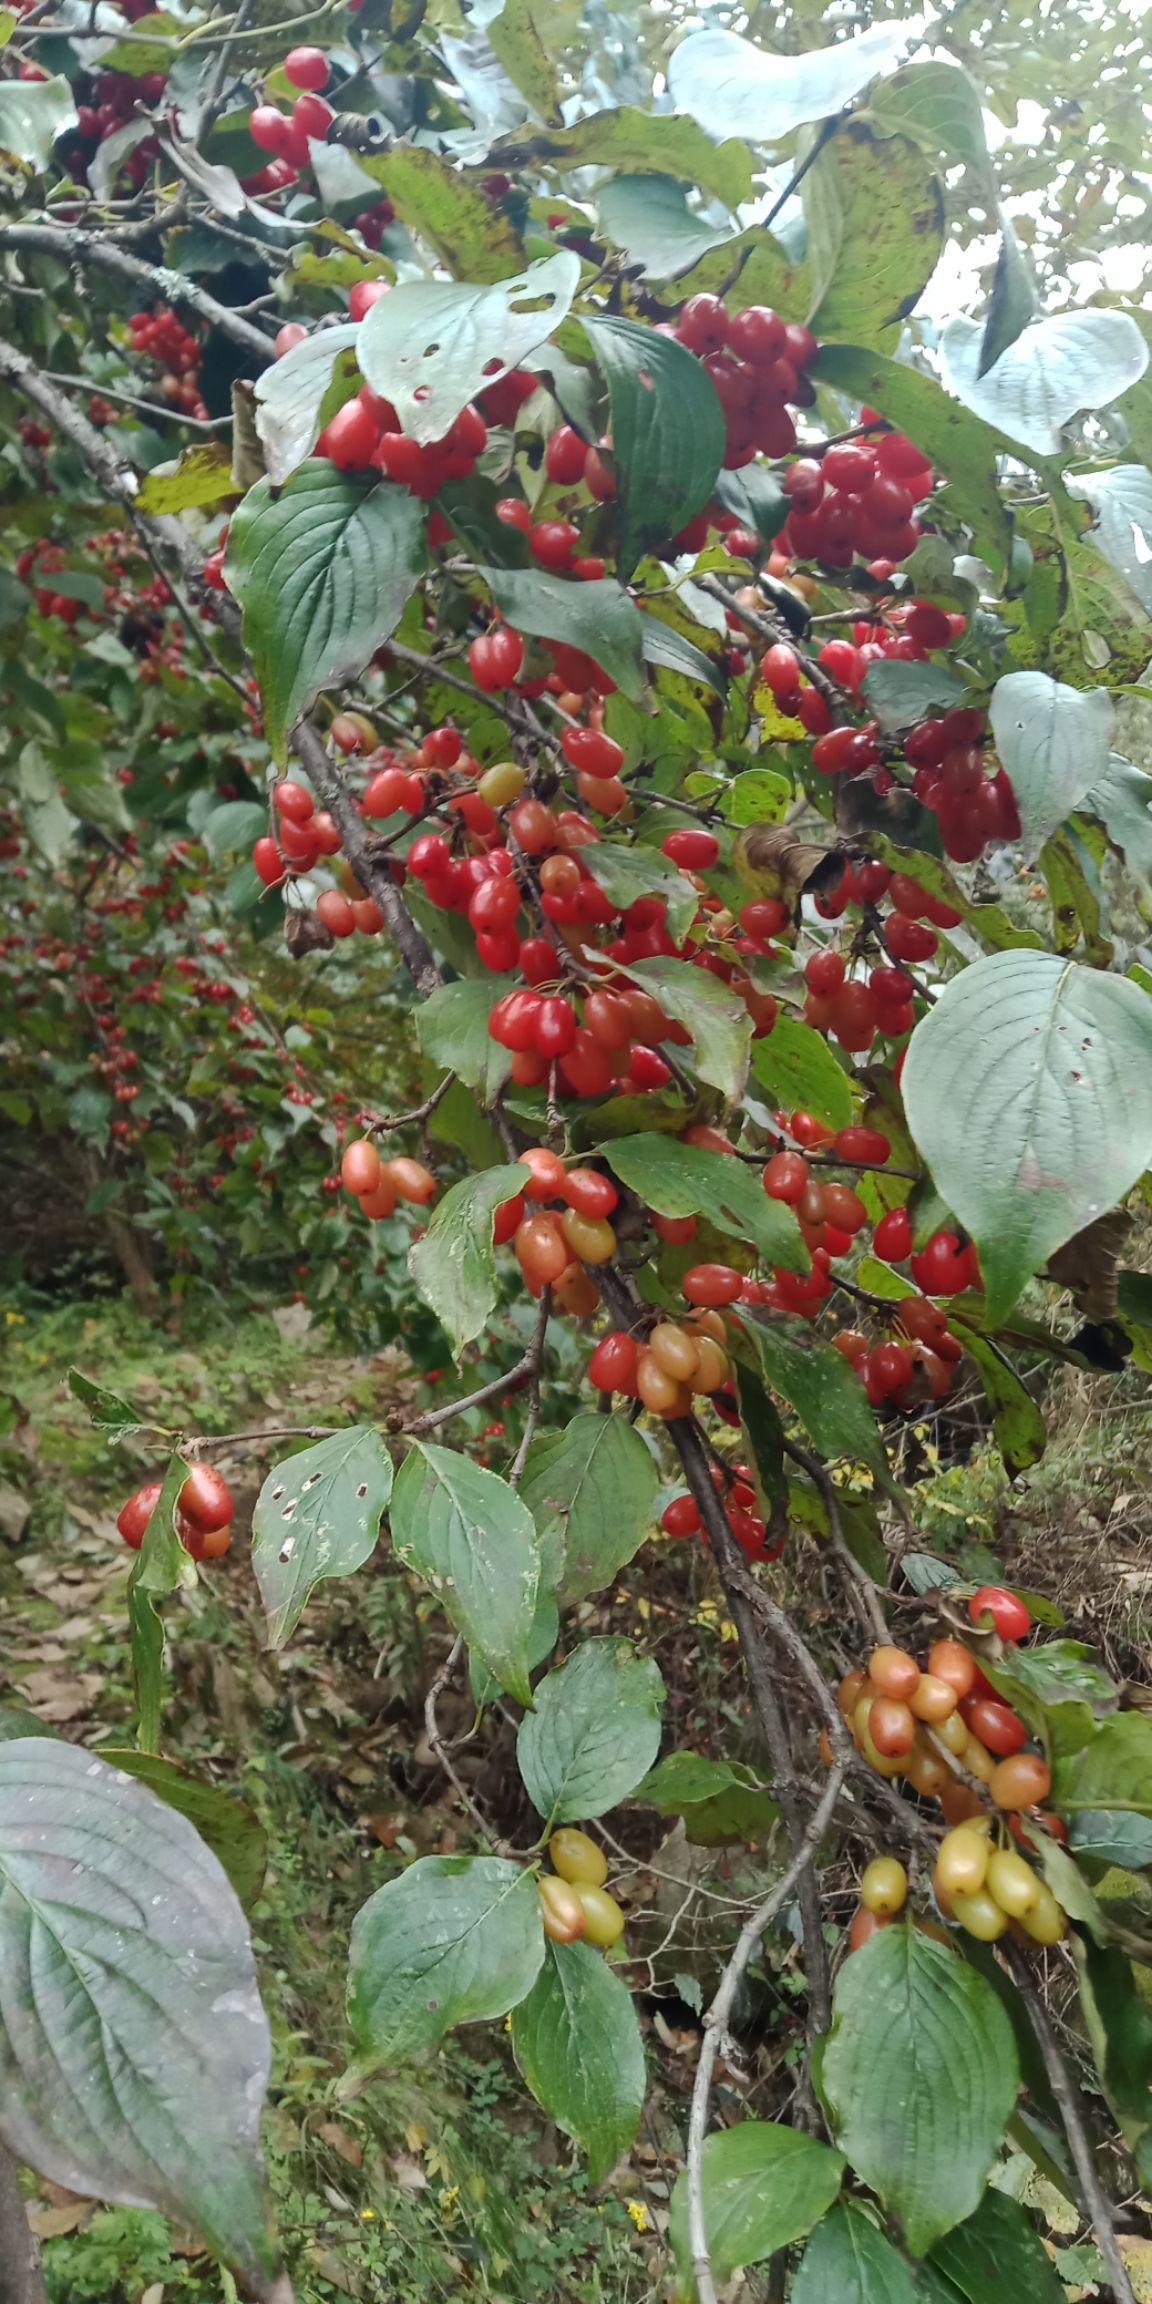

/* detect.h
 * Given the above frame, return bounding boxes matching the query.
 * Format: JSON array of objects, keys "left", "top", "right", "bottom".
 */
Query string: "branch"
[
  {"left": 695, "top": 573, "right": 846, "bottom": 716},
  {"left": 685, "top": 1760, "right": 849, "bottom": 2304},
  {"left": 1001, "top": 1944, "right": 1137, "bottom": 2304},
  {"left": 782, "top": 1435, "right": 888, "bottom": 1643},
  {"left": 0, "top": 2142, "right": 48, "bottom": 2304},
  {"left": 0, "top": 225, "right": 274, "bottom": 362},
  {"left": 293, "top": 724, "right": 443, "bottom": 1000},
  {"left": 402, "top": 1287, "right": 552, "bottom": 1437}
]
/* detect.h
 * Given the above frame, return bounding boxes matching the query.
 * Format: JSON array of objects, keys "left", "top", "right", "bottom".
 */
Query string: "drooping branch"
[
  {"left": 685, "top": 1759, "right": 849, "bottom": 2304},
  {"left": 0, "top": 225, "right": 274, "bottom": 362}
]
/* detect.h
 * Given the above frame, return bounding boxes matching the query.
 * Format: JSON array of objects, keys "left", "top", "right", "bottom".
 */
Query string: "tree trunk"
[
  {"left": 102, "top": 1206, "right": 159, "bottom": 1315},
  {"left": 0, "top": 2143, "right": 49, "bottom": 2304}
]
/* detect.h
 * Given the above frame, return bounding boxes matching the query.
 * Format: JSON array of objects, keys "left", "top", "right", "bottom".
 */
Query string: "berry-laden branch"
[
  {"left": 0, "top": 226, "right": 275, "bottom": 363},
  {"left": 685, "top": 1756, "right": 850, "bottom": 2304},
  {"left": 293, "top": 723, "right": 443, "bottom": 1000}
]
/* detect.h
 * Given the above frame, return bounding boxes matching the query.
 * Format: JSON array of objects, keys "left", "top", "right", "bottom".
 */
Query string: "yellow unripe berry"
[
  {"left": 549, "top": 1828, "right": 607, "bottom": 1887},
  {"left": 860, "top": 1858, "right": 908, "bottom": 1916},
  {"left": 575, "top": 1883, "right": 626, "bottom": 1947}
]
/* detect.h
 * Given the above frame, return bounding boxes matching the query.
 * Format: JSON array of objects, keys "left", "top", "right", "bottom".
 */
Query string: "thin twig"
[
  {"left": 1001, "top": 1943, "right": 1137, "bottom": 2304},
  {"left": 402, "top": 1288, "right": 552, "bottom": 1437},
  {"left": 782, "top": 1433, "right": 888, "bottom": 1642},
  {"left": 0, "top": 225, "right": 274, "bottom": 360},
  {"left": 685, "top": 1760, "right": 848, "bottom": 2304}
]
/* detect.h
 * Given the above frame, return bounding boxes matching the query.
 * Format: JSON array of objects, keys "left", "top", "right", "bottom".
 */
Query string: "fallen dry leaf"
[
  {"left": 318, "top": 2122, "right": 363, "bottom": 2169},
  {"left": 27, "top": 2203, "right": 90, "bottom": 2238}
]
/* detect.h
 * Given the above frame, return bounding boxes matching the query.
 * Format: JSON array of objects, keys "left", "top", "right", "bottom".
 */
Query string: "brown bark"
[{"left": 0, "top": 2143, "right": 49, "bottom": 2304}]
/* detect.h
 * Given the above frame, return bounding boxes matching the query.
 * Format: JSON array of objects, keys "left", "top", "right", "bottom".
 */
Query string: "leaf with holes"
[
  {"left": 512, "top": 1939, "right": 645, "bottom": 2183},
  {"left": 358, "top": 249, "right": 579, "bottom": 444},
  {"left": 941, "top": 308, "right": 1149, "bottom": 455},
  {"left": 620, "top": 956, "right": 751, "bottom": 1103},
  {"left": 667, "top": 20, "right": 918, "bottom": 143},
  {"left": 224, "top": 464, "right": 426, "bottom": 764},
  {"left": 252, "top": 323, "right": 359, "bottom": 485},
  {"left": 517, "top": 1638, "right": 664, "bottom": 1825},
  {"left": 480, "top": 565, "right": 645, "bottom": 701},
  {"left": 517, "top": 1411, "right": 658, "bottom": 1605},
  {"left": 348, "top": 1855, "right": 543, "bottom": 2069},
  {"left": 989, "top": 671, "right": 1114, "bottom": 860},
  {"left": 583, "top": 315, "right": 725, "bottom": 581},
  {"left": 0, "top": 1739, "right": 275, "bottom": 2279},
  {"left": 252, "top": 1427, "right": 392, "bottom": 1649},
  {"left": 822, "top": 1926, "right": 1019, "bottom": 2256},
  {"left": 600, "top": 1133, "right": 807, "bottom": 1269},
  {"left": 408, "top": 1167, "right": 525, "bottom": 1359},
  {"left": 669, "top": 2123, "right": 845, "bottom": 2295},
  {"left": 391, "top": 1444, "right": 542, "bottom": 1705},
  {"left": 902, "top": 951, "right": 1152, "bottom": 1322}
]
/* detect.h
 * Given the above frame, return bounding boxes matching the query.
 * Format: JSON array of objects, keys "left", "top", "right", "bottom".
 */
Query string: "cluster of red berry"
[
  {"left": 668, "top": 294, "right": 819, "bottom": 468},
  {"left": 117, "top": 1464, "right": 235, "bottom": 1561},
  {"left": 246, "top": 47, "right": 336, "bottom": 194},
  {"left": 339, "top": 1138, "right": 437, "bottom": 1221},
  {"left": 128, "top": 308, "right": 207, "bottom": 419},
  {"left": 781, "top": 428, "right": 932, "bottom": 571}
]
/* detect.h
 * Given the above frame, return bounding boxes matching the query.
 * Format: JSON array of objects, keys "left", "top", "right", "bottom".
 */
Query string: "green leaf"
[
  {"left": 949, "top": 1325, "right": 1045, "bottom": 1478},
  {"left": 0, "top": 74, "right": 75, "bottom": 168},
  {"left": 667, "top": 20, "right": 917, "bottom": 143},
  {"left": 670, "top": 2122, "right": 845, "bottom": 2293},
  {"left": 68, "top": 1366, "right": 155, "bottom": 1441},
  {"left": 601, "top": 1132, "right": 807, "bottom": 1270},
  {"left": 518, "top": 1411, "right": 658, "bottom": 1605},
  {"left": 511, "top": 1939, "right": 645, "bottom": 2182},
  {"left": 750, "top": 1015, "right": 854, "bottom": 1130},
  {"left": 200, "top": 800, "right": 268, "bottom": 860},
  {"left": 516, "top": 1637, "right": 664, "bottom": 1825},
  {"left": 1085, "top": 754, "right": 1152, "bottom": 895},
  {"left": 805, "top": 124, "right": 944, "bottom": 351},
  {"left": 742, "top": 1311, "right": 891, "bottom": 1477},
  {"left": 714, "top": 465, "right": 789, "bottom": 548},
  {"left": 1070, "top": 1812, "right": 1152, "bottom": 1868},
  {"left": 1077, "top": 1941, "right": 1152, "bottom": 2182},
  {"left": 811, "top": 344, "right": 1014, "bottom": 569},
  {"left": 622, "top": 956, "right": 751, "bottom": 1102},
  {"left": 1055, "top": 1713, "right": 1152, "bottom": 1817},
  {"left": 640, "top": 612, "right": 727, "bottom": 693},
  {"left": 485, "top": 0, "right": 562, "bottom": 126},
  {"left": 583, "top": 315, "right": 724, "bottom": 581},
  {"left": 359, "top": 144, "right": 526, "bottom": 280},
  {"left": 791, "top": 2201, "right": 919, "bottom": 2304},
  {"left": 480, "top": 565, "right": 645, "bottom": 702},
  {"left": 136, "top": 443, "right": 240, "bottom": 515},
  {"left": 391, "top": 1444, "right": 541, "bottom": 1705},
  {"left": 929, "top": 2186, "right": 1063, "bottom": 2304},
  {"left": 359, "top": 250, "right": 579, "bottom": 444},
  {"left": 863, "top": 659, "right": 970, "bottom": 731},
  {"left": 415, "top": 974, "right": 516, "bottom": 1100},
  {"left": 902, "top": 951, "right": 1152, "bottom": 1322},
  {"left": 869, "top": 59, "right": 991, "bottom": 176},
  {"left": 1065, "top": 463, "right": 1152, "bottom": 614},
  {"left": 984, "top": 1641, "right": 1116, "bottom": 1752},
  {"left": 721, "top": 767, "right": 793, "bottom": 825},
  {"left": 94, "top": 1749, "right": 267, "bottom": 1910},
  {"left": 989, "top": 672, "right": 1115, "bottom": 860},
  {"left": 347, "top": 1855, "right": 543, "bottom": 2069},
  {"left": 736, "top": 1360, "right": 789, "bottom": 1549},
  {"left": 408, "top": 1166, "right": 525, "bottom": 1358},
  {"left": 941, "top": 308, "right": 1148, "bottom": 456},
  {"left": 252, "top": 323, "right": 359, "bottom": 485},
  {"left": 821, "top": 1927, "right": 1019, "bottom": 2257},
  {"left": 224, "top": 464, "right": 425, "bottom": 764},
  {"left": 491, "top": 108, "right": 753, "bottom": 211},
  {"left": 638, "top": 1751, "right": 778, "bottom": 1845},
  {"left": 252, "top": 1427, "right": 392, "bottom": 1648},
  {"left": 979, "top": 214, "right": 1038, "bottom": 376},
  {"left": 582, "top": 841, "right": 700, "bottom": 941},
  {"left": 0, "top": 1739, "right": 275, "bottom": 2281},
  {"left": 17, "top": 740, "right": 73, "bottom": 866},
  {"left": 596, "top": 174, "right": 734, "bottom": 281}
]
